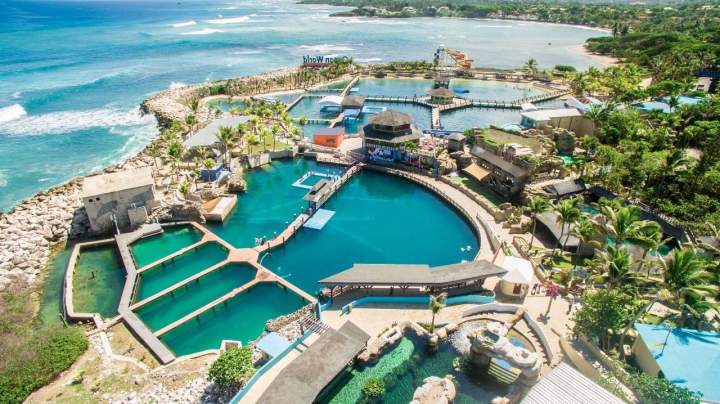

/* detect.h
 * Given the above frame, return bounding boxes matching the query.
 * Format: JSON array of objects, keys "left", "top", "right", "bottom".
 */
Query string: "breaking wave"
[
  {"left": 205, "top": 16, "right": 250, "bottom": 24},
  {"left": 299, "top": 44, "right": 355, "bottom": 53},
  {"left": 0, "top": 104, "right": 27, "bottom": 124},
  {"left": 181, "top": 28, "right": 223, "bottom": 36},
  {"left": 170, "top": 20, "right": 197, "bottom": 28},
  {"left": 0, "top": 106, "right": 156, "bottom": 137}
]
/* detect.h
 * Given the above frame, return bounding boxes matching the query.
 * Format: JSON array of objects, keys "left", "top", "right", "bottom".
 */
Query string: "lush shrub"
[
  {"left": 626, "top": 372, "right": 702, "bottom": 404},
  {"left": 554, "top": 64, "right": 577, "bottom": 72},
  {"left": 208, "top": 346, "right": 256, "bottom": 387},
  {"left": 0, "top": 325, "right": 88, "bottom": 404},
  {"left": 362, "top": 377, "right": 385, "bottom": 398}
]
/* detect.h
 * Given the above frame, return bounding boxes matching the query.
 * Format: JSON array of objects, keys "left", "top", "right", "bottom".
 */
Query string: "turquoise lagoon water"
[
  {"left": 262, "top": 167, "right": 479, "bottom": 294},
  {"left": 320, "top": 335, "right": 508, "bottom": 404},
  {"left": 130, "top": 225, "right": 203, "bottom": 268},
  {"left": 160, "top": 282, "right": 307, "bottom": 356},
  {"left": 134, "top": 241, "right": 228, "bottom": 301},
  {"left": 441, "top": 107, "right": 522, "bottom": 131},
  {"left": 135, "top": 262, "right": 257, "bottom": 332},
  {"left": 0, "top": 0, "right": 607, "bottom": 211},
  {"left": 207, "top": 159, "right": 344, "bottom": 248}
]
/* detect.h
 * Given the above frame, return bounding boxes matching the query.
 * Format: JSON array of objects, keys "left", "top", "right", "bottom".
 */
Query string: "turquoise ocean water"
[{"left": 0, "top": 0, "right": 606, "bottom": 210}]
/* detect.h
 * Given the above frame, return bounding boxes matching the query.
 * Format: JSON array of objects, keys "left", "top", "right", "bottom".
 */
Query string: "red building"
[{"left": 313, "top": 127, "right": 345, "bottom": 148}]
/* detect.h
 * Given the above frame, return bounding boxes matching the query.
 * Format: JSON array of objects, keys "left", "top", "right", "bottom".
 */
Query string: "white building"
[
  {"left": 82, "top": 167, "right": 159, "bottom": 233},
  {"left": 520, "top": 108, "right": 582, "bottom": 128}
]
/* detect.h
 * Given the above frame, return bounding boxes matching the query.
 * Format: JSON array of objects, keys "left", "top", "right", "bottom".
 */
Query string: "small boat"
[{"left": 452, "top": 87, "right": 470, "bottom": 94}]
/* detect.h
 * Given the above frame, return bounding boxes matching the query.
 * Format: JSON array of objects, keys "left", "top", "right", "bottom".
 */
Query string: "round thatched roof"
[{"left": 369, "top": 110, "right": 413, "bottom": 127}]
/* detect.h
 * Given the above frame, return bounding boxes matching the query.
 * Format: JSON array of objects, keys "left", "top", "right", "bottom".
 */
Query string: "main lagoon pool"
[{"left": 125, "top": 158, "right": 479, "bottom": 356}]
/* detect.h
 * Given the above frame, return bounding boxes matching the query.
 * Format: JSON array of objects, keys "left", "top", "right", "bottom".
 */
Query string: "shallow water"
[
  {"left": 134, "top": 241, "right": 228, "bottom": 301},
  {"left": 72, "top": 245, "right": 125, "bottom": 318},
  {"left": 0, "top": 0, "right": 607, "bottom": 210},
  {"left": 135, "top": 262, "right": 256, "bottom": 331},
  {"left": 159, "top": 282, "right": 307, "bottom": 356},
  {"left": 130, "top": 225, "right": 203, "bottom": 268}
]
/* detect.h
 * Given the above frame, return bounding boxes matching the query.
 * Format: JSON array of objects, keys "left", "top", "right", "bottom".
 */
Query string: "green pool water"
[
  {"left": 355, "top": 78, "right": 434, "bottom": 97},
  {"left": 134, "top": 241, "right": 228, "bottom": 301},
  {"left": 207, "top": 159, "right": 344, "bottom": 248},
  {"left": 263, "top": 169, "right": 479, "bottom": 294},
  {"left": 135, "top": 262, "right": 256, "bottom": 331},
  {"left": 288, "top": 96, "right": 341, "bottom": 120},
  {"left": 160, "top": 282, "right": 307, "bottom": 356},
  {"left": 319, "top": 335, "right": 507, "bottom": 403},
  {"left": 450, "top": 79, "right": 543, "bottom": 102},
  {"left": 72, "top": 245, "right": 125, "bottom": 318},
  {"left": 207, "top": 98, "right": 246, "bottom": 113},
  {"left": 130, "top": 225, "right": 203, "bottom": 268}
]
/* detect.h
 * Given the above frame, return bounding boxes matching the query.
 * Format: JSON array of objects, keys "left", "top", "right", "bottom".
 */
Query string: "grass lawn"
[
  {"left": 243, "top": 136, "right": 291, "bottom": 154},
  {"left": 448, "top": 175, "right": 506, "bottom": 206}
]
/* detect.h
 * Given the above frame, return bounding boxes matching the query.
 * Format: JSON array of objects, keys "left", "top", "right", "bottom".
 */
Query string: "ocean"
[{"left": 0, "top": 0, "right": 607, "bottom": 211}]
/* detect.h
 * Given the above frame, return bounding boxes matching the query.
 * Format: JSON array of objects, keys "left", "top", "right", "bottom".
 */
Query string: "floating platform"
[
  {"left": 303, "top": 209, "right": 335, "bottom": 230},
  {"left": 203, "top": 195, "right": 237, "bottom": 222},
  {"left": 292, "top": 171, "right": 335, "bottom": 190}
]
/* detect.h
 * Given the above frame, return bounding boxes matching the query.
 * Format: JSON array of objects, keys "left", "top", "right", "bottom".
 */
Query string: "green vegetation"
[
  {"left": 0, "top": 284, "right": 88, "bottom": 404},
  {"left": 208, "top": 346, "right": 256, "bottom": 388},
  {"left": 362, "top": 377, "right": 385, "bottom": 398},
  {"left": 625, "top": 372, "right": 703, "bottom": 404}
]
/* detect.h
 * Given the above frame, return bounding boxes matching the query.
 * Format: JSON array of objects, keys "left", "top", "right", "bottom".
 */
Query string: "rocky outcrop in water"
[
  {"left": 226, "top": 172, "right": 247, "bottom": 193},
  {"left": 410, "top": 375, "right": 457, "bottom": 404}
]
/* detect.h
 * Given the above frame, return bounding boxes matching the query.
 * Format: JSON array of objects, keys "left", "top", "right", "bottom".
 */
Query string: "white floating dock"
[
  {"left": 292, "top": 171, "right": 337, "bottom": 190},
  {"left": 303, "top": 209, "right": 335, "bottom": 230}
]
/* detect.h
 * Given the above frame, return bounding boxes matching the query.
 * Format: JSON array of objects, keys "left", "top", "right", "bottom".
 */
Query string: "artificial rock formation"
[
  {"left": 411, "top": 375, "right": 457, "bottom": 404},
  {"left": 467, "top": 321, "right": 542, "bottom": 386}
]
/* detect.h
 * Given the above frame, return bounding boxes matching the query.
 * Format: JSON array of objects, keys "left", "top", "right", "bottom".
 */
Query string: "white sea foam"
[
  {"left": 0, "top": 170, "right": 7, "bottom": 188},
  {"left": 0, "top": 107, "right": 156, "bottom": 137},
  {"left": 169, "top": 81, "right": 187, "bottom": 89},
  {"left": 181, "top": 28, "right": 223, "bottom": 36},
  {"left": 356, "top": 57, "right": 382, "bottom": 63},
  {"left": 170, "top": 20, "right": 197, "bottom": 28},
  {"left": 219, "top": 6, "right": 238, "bottom": 10},
  {"left": 12, "top": 91, "right": 22, "bottom": 99},
  {"left": 205, "top": 16, "right": 250, "bottom": 24},
  {"left": 231, "top": 49, "right": 263, "bottom": 55},
  {"left": 0, "top": 104, "right": 27, "bottom": 124},
  {"left": 299, "top": 44, "right": 354, "bottom": 53}
]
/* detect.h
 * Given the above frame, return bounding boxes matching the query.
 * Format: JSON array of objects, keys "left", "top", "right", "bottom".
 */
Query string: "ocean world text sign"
[{"left": 302, "top": 55, "right": 336, "bottom": 67}]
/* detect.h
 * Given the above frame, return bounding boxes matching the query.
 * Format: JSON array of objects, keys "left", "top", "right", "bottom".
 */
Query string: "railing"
[
  {"left": 228, "top": 330, "right": 314, "bottom": 404},
  {"left": 342, "top": 292, "right": 496, "bottom": 313}
]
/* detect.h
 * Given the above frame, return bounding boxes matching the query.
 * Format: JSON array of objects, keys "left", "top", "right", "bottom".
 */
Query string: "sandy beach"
[{"left": 571, "top": 44, "right": 618, "bottom": 66}]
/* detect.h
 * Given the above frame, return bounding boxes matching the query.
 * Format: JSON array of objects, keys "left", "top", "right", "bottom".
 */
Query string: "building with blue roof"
[{"left": 633, "top": 323, "right": 720, "bottom": 401}]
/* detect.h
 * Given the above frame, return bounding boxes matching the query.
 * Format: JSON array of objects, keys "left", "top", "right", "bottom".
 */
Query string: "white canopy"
[
  {"left": 501, "top": 256, "right": 535, "bottom": 284},
  {"left": 318, "top": 95, "right": 343, "bottom": 106}
]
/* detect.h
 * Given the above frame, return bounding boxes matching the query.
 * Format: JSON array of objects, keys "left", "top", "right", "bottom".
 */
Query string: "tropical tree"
[
  {"left": 591, "top": 246, "right": 636, "bottom": 290},
  {"left": 428, "top": 292, "right": 447, "bottom": 333},
  {"left": 633, "top": 225, "right": 665, "bottom": 277},
  {"left": 524, "top": 58, "right": 539, "bottom": 76},
  {"left": 525, "top": 196, "right": 550, "bottom": 251},
  {"left": 178, "top": 180, "right": 191, "bottom": 199},
  {"left": 146, "top": 143, "right": 162, "bottom": 172},
  {"left": 216, "top": 126, "right": 237, "bottom": 166},
  {"left": 185, "top": 114, "right": 198, "bottom": 134},
  {"left": 571, "top": 215, "right": 601, "bottom": 257},
  {"left": 595, "top": 205, "right": 661, "bottom": 246},
  {"left": 553, "top": 197, "right": 581, "bottom": 255},
  {"left": 660, "top": 249, "right": 718, "bottom": 327},
  {"left": 165, "top": 140, "right": 185, "bottom": 181}
]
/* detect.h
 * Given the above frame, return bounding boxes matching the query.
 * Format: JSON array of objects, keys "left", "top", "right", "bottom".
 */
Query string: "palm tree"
[
  {"left": 146, "top": 143, "right": 162, "bottom": 172},
  {"left": 592, "top": 246, "right": 635, "bottom": 289},
  {"left": 633, "top": 225, "right": 665, "bottom": 277},
  {"left": 596, "top": 205, "right": 661, "bottom": 246},
  {"left": 216, "top": 126, "right": 237, "bottom": 167},
  {"left": 166, "top": 140, "right": 185, "bottom": 182},
  {"left": 660, "top": 249, "right": 718, "bottom": 327},
  {"left": 553, "top": 198, "right": 581, "bottom": 255},
  {"left": 185, "top": 114, "right": 198, "bottom": 135},
  {"left": 525, "top": 196, "right": 550, "bottom": 251},
  {"left": 524, "top": 58, "right": 539, "bottom": 76},
  {"left": 178, "top": 179, "right": 191, "bottom": 199},
  {"left": 428, "top": 292, "right": 447, "bottom": 333},
  {"left": 571, "top": 216, "right": 601, "bottom": 257}
]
